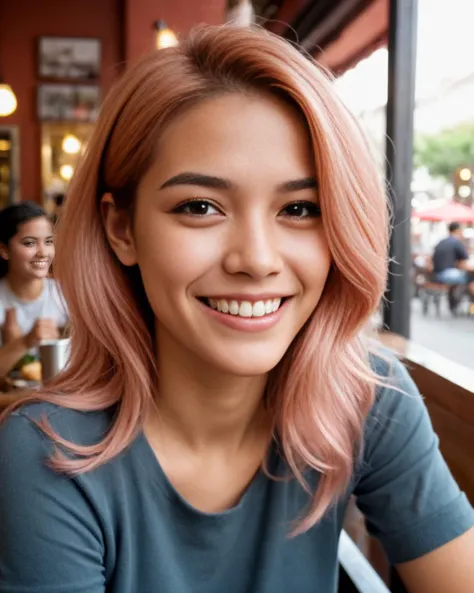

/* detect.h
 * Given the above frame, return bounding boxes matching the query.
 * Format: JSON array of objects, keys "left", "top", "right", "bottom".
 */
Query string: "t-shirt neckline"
[
  {"left": 3, "top": 277, "right": 48, "bottom": 306},
  {"left": 134, "top": 430, "right": 272, "bottom": 521}
]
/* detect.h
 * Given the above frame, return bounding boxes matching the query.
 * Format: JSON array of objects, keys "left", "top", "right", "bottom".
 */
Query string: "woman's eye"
[
  {"left": 46, "top": 239, "right": 54, "bottom": 246},
  {"left": 173, "top": 200, "right": 221, "bottom": 217},
  {"left": 280, "top": 202, "right": 321, "bottom": 219},
  {"left": 23, "top": 241, "right": 35, "bottom": 247}
]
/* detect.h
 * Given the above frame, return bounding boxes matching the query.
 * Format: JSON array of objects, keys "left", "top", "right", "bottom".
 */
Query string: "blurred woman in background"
[{"left": 0, "top": 202, "right": 68, "bottom": 378}]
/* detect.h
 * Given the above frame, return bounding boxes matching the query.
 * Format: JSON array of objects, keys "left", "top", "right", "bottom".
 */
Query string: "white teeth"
[
  {"left": 252, "top": 301, "right": 266, "bottom": 317},
  {"left": 206, "top": 297, "right": 283, "bottom": 318},
  {"left": 239, "top": 302, "right": 252, "bottom": 317}
]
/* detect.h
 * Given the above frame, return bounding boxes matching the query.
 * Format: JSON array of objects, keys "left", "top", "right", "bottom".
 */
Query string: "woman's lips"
[
  {"left": 30, "top": 261, "right": 49, "bottom": 268},
  {"left": 206, "top": 297, "right": 282, "bottom": 317},
  {"left": 197, "top": 296, "right": 292, "bottom": 332}
]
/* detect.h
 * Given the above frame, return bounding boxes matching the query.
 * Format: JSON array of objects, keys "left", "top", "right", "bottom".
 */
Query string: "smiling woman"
[
  {"left": 102, "top": 91, "right": 332, "bottom": 379},
  {"left": 0, "top": 25, "right": 473, "bottom": 593},
  {"left": 0, "top": 203, "right": 68, "bottom": 378}
]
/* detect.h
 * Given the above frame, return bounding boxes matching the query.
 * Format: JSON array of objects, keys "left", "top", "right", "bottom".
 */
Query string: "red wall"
[
  {"left": 0, "top": 0, "right": 227, "bottom": 203},
  {"left": 0, "top": 0, "right": 123, "bottom": 202},
  {"left": 124, "top": 0, "right": 226, "bottom": 64}
]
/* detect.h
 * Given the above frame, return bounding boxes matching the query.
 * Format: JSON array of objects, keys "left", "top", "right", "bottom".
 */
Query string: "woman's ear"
[
  {"left": 101, "top": 193, "right": 137, "bottom": 267},
  {"left": 0, "top": 243, "right": 9, "bottom": 260}
]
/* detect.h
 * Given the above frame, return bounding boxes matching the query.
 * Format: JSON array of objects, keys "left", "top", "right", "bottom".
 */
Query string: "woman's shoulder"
[
  {"left": 44, "top": 277, "right": 60, "bottom": 291},
  {"left": 45, "top": 277, "right": 64, "bottom": 300},
  {"left": 369, "top": 345, "right": 403, "bottom": 378},
  {"left": 0, "top": 401, "right": 110, "bottom": 588},
  {"left": 363, "top": 348, "right": 427, "bottom": 455},
  {"left": 369, "top": 347, "right": 417, "bottom": 398},
  {"left": 44, "top": 277, "right": 69, "bottom": 317},
  {"left": 0, "top": 400, "right": 113, "bottom": 452}
]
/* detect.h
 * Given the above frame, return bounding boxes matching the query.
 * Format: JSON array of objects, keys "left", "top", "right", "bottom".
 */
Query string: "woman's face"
[
  {"left": 110, "top": 92, "right": 331, "bottom": 376},
  {"left": 2, "top": 217, "right": 54, "bottom": 281}
]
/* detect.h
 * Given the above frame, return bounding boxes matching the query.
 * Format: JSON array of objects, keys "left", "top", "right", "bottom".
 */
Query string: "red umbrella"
[{"left": 413, "top": 201, "right": 474, "bottom": 223}]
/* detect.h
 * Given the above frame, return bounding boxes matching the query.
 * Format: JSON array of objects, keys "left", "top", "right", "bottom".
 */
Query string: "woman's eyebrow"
[
  {"left": 159, "top": 172, "right": 318, "bottom": 192},
  {"left": 159, "top": 172, "right": 233, "bottom": 190},
  {"left": 277, "top": 177, "right": 318, "bottom": 192}
]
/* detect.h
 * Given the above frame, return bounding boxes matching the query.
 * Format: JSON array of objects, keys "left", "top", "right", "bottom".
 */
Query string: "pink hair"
[{"left": 2, "top": 25, "right": 388, "bottom": 534}]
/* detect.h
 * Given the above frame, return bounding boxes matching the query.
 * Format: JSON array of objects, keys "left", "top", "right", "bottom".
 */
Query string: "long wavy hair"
[{"left": 2, "top": 25, "right": 389, "bottom": 534}]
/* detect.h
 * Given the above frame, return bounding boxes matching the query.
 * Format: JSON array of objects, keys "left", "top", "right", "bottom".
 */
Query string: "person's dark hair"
[
  {"left": 448, "top": 221, "right": 461, "bottom": 233},
  {"left": 0, "top": 201, "right": 47, "bottom": 278},
  {"left": 54, "top": 194, "right": 65, "bottom": 207}
]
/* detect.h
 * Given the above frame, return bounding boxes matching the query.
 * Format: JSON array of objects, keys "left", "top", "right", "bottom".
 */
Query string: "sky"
[{"left": 335, "top": 0, "right": 474, "bottom": 116}]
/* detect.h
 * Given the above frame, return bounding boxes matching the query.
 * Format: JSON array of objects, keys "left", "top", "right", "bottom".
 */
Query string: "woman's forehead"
[
  {"left": 147, "top": 93, "right": 315, "bottom": 188},
  {"left": 15, "top": 217, "right": 52, "bottom": 238}
]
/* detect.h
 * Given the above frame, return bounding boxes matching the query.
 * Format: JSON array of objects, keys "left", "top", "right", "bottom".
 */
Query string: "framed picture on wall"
[
  {"left": 38, "top": 84, "right": 100, "bottom": 122},
  {"left": 38, "top": 37, "right": 101, "bottom": 80}
]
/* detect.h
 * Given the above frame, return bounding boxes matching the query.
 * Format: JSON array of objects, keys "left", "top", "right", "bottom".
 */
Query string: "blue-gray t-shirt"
[{"left": 0, "top": 356, "right": 473, "bottom": 593}]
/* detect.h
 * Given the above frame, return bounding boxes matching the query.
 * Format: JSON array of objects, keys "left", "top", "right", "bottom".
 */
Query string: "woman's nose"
[
  {"left": 36, "top": 241, "right": 48, "bottom": 257},
  {"left": 223, "top": 218, "right": 283, "bottom": 280}
]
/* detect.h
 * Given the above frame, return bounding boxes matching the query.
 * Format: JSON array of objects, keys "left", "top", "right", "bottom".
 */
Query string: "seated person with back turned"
[
  {"left": 432, "top": 221, "right": 474, "bottom": 311},
  {"left": 0, "top": 202, "right": 68, "bottom": 381}
]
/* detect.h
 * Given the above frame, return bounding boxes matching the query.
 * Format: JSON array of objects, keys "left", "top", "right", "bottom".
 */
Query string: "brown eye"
[
  {"left": 173, "top": 200, "right": 221, "bottom": 216},
  {"left": 281, "top": 202, "right": 321, "bottom": 218}
]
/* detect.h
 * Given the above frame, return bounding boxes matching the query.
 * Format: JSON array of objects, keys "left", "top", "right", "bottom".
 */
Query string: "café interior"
[{"left": 0, "top": 1, "right": 472, "bottom": 592}]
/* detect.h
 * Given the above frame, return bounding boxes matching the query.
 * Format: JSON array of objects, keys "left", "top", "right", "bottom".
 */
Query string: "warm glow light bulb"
[
  {"left": 459, "top": 167, "right": 472, "bottom": 182},
  {"left": 458, "top": 185, "right": 471, "bottom": 198},
  {"left": 156, "top": 28, "right": 178, "bottom": 49},
  {"left": 62, "top": 134, "right": 81, "bottom": 154},
  {"left": 60, "top": 164, "right": 74, "bottom": 181},
  {"left": 0, "top": 84, "right": 18, "bottom": 117}
]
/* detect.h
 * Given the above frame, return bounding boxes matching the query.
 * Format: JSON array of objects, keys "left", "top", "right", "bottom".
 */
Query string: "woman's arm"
[
  {"left": 0, "top": 319, "right": 60, "bottom": 378},
  {"left": 396, "top": 527, "right": 474, "bottom": 593},
  {"left": 354, "top": 356, "right": 474, "bottom": 586},
  {"left": 0, "top": 335, "right": 29, "bottom": 377}
]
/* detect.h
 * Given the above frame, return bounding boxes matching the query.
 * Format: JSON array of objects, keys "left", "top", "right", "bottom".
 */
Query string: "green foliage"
[{"left": 414, "top": 123, "right": 474, "bottom": 180}]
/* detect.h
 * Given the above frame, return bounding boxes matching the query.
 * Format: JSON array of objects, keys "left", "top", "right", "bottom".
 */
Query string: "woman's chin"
[
  {"left": 27, "top": 268, "right": 50, "bottom": 280},
  {"left": 209, "top": 349, "right": 285, "bottom": 378}
]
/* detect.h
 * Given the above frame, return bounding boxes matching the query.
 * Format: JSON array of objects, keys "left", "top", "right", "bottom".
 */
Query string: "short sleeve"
[
  {"left": 455, "top": 240, "right": 469, "bottom": 261},
  {"left": 0, "top": 412, "right": 105, "bottom": 592},
  {"left": 353, "top": 357, "right": 474, "bottom": 565}
]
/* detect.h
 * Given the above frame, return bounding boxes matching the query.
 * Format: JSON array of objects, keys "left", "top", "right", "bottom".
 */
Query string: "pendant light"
[
  {"left": 0, "top": 79, "right": 17, "bottom": 117},
  {"left": 154, "top": 20, "right": 178, "bottom": 50}
]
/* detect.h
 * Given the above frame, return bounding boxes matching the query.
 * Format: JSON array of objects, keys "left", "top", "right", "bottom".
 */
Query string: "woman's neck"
[
  {"left": 5, "top": 273, "right": 44, "bottom": 302},
  {"left": 149, "top": 332, "right": 272, "bottom": 454}
]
